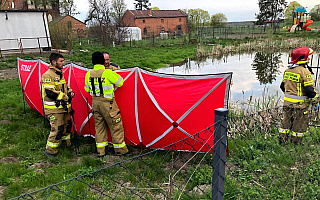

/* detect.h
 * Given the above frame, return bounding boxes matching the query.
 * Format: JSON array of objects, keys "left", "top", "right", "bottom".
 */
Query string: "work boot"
[
  {"left": 106, "top": 145, "right": 115, "bottom": 155},
  {"left": 44, "top": 151, "right": 57, "bottom": 158}
]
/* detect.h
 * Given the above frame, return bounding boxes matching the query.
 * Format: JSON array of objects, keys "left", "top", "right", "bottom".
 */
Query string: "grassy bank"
[{"left": 1, "top": 32, "right": 320, "bottom": 198}]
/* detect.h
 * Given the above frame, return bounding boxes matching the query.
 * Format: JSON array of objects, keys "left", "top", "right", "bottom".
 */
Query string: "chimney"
[{"left": 148, "top": 9, "right": 152, "bottom": 16}]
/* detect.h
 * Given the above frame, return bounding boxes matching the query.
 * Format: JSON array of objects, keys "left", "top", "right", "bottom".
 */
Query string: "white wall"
[
  {"left": 118, "top": 27, "right": 142, "bottom": 42},
  {"left": 0, "top": 11, "right": 51, "bottom": 50}
]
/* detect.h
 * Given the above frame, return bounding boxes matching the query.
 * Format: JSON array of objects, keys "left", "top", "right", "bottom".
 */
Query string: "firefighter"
[
  {"left": 42, "top": 52, "right": 75, "bottom": 157},
  {"left": 102, "top": 51, "right": 121, "bottom": 71},
  {"left": 279, "top": 46, "right": 317, "bottom": 145},
  {"left": 84, "top": 51, "right": 130, "bottom": 157}
]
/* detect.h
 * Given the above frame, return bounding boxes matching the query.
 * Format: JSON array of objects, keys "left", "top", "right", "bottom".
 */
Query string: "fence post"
[{"left": 212, "top": 108, "right": 228, "bottom": 200}]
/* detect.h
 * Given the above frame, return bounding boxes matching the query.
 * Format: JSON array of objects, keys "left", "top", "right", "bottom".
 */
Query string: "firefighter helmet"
[{"left": 291, "top": 46, "right": 314, "bottom": 64}]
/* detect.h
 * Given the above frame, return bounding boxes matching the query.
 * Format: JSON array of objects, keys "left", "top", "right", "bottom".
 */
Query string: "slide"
[
  {"left": 303, "top": 19, "right": 313, "bottom": 31},
  {"left": 289, "top": 24, "right": 298, "bottom": 32}
]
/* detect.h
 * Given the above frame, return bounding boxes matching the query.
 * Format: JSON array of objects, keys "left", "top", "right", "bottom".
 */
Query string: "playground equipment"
[{"left": 288, "top": 7, "right": 313, "bottom": 32}]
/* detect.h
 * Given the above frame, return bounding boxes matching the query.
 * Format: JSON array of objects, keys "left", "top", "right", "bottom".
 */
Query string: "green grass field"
[{"left": 1, "top": 29, "right": 320, "bottom": 199}]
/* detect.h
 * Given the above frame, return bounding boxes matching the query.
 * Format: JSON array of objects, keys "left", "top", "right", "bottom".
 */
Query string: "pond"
[{"left": 156, "top": 51, "right": 320, "bottom": 102}]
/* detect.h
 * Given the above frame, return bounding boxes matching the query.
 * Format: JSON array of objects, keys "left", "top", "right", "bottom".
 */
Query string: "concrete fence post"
[{"left": 212, "top": 108, "right": 228, "bottom": 200}]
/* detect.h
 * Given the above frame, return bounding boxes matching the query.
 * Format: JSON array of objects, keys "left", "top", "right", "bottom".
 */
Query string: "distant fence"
[
  {"left": 195, "top": 25, "right": 273, "bottom": 41},
  {"left": 111, "top": 25, "right": 277, "bottom": 48},
  {"left": 12, "top": 100, "right": 320, "bottom": 199},
  {"left": 0, "top": 37, "right": 51, "bottom": 56}
]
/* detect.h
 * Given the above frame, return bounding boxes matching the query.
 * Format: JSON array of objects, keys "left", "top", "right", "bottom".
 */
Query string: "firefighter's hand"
[
  {"left": 55, "top": 100, "right": 61, "bottom": 107},
  {"left": 68, "top": 91, "right": 75, "bottom": 98},
  {"left": 60, "top": 100, "right": 67, "bottom": 107}
]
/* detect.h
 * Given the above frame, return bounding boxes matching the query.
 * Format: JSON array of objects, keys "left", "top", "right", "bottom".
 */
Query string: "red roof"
[{"left": 127, "top": 10, "right": 187, "bottom": 18}]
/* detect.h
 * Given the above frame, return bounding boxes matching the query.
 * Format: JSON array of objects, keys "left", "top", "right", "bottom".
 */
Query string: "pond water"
[{"left": 156, "top": 51, "right": 320, "bottom": 102}]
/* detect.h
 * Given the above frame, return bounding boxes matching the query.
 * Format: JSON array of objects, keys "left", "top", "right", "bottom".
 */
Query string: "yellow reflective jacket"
[
  {"left": 42, "top": 64, "right": 72, "bottom": 114},
  {"left": 84, "top": 64, "right": 123, "bottom": 99},
  {"left": 282, "top": 64, "right": 316, "bottom": 107}
]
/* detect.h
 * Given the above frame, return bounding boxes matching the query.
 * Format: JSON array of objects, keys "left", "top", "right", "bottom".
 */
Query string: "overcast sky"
[{"left": 74, "top": 0, "right": 319, "bottom": 22}]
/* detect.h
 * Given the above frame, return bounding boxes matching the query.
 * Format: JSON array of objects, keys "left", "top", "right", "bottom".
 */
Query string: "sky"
[{"left": 74, "top": 0, "right": 319, "bottom": 23}]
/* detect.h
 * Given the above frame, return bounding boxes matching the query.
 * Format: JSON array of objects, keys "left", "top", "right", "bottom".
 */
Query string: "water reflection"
[
  {"left": 157, "top": 51, "right": 293, "bottom": 102},
  {"left": 251, "top": 52, "right": 282, "bottom": 85}
]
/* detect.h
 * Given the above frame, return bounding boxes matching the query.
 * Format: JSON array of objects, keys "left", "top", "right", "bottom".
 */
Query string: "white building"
[
  {"left": 0, "top": 10, "right": 51, "bottom": 52},
  {"left": 118, "top": 27, "right": 142, "bottom": 42}
]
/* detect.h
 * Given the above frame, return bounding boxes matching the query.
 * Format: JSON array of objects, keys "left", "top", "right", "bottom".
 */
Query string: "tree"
[
  {"left": 182, "top": 8, "right": 210, "bottom": 28},
  {"left": 59, "top": 0, "right": 78, "bottom": 16},
  {"left": 134, "top": 0, "right": 150, "bottom": 10},
  {"left": 85, "top": 0, "right": 113, "bottom": 46},
  {"left": 284, "top": 1, "right": 302, "bottom": 24},
  {"left": 210, "top": 13, "right": 227, "bottom": 27},
  {"left": 310, "top": 4, "right": 320, "bottom": 21},
  {"left": 111, "top": 0, "right": 127, "bottom": 27},
  {"left": 150, "top": 6, "right": 159, "bottom": 10},
  {"left": 256, "top": 0, "right": 287, "bottom": 24},
  {"left": 85, "top": 0, "right": 127, "bottom": 46}
]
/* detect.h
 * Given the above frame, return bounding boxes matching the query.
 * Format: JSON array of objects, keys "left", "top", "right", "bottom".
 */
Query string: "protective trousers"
[
  {"left": 92, "top": 97, "right": 128, "bottom": 156},
  {"left": 46, "top": 112, "right": 72, "bottom": 155},
  {"left": 279, "top": 105, "right": 308, "bottom": 144}
]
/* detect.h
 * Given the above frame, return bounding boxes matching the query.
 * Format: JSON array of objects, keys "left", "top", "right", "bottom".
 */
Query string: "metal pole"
[
  {"left": 315, "top": 54, "right": 320, "bottom": 89},
  {"left": 212, "top": 108, "right": 228, "bottom": 200}
]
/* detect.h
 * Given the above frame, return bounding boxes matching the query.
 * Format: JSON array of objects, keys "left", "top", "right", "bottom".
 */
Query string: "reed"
[{"left": 206, "top": 38, "right": 320, "bottom": 57}]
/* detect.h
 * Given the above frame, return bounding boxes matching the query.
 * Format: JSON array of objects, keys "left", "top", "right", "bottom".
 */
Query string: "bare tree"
[
  {"left": 85, "top": 0, "right": 114, "bottom": 46},
  {"left": 134, "top": 0, "right": 150, "bottom": 10},
  {"left": 60, "top": 0, "right": 79, "bottom": 16},
  {"left": 111, "top": 0, "right": 127, "bottom": 27}
]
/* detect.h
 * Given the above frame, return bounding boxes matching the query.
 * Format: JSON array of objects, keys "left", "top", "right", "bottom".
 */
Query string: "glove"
[{"left": 67, "top": 92, "right": 75, "bottom": 103}]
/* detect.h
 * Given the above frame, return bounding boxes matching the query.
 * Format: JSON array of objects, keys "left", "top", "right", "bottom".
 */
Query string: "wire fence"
[
  {"left": 100, "top": 25, "right": 276, "bottom": 48},
  {"left": 12, "top": 100, "right": 320, "bottom": 199},
  {"left": 226, "top": 100, "right": 320, "bottom": 199}
]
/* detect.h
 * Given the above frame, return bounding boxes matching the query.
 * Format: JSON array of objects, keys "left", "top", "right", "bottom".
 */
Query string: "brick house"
[
  {"left": 1, "top": 0, "right": 59, "bottom": 20},
  {"left": 122, "top": 9, "right": 188, "bottom": 37},
  {"left": 50, "top": 15, "right": 87, "bottom": 38}
]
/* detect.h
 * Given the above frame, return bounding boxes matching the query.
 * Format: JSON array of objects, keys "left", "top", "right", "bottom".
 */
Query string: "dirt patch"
[
  {"left": 0, "top": 68, "right": 18, "bottom": 79},
  {"left": 0, "top": 156, "right": 18, "bottom": 164},
  {"left": 0, "top": 186, "right": 5, "bottom": 199},
  {"left": 29, "top": 162, "right": 52, "bottom": 169},
  {"left": 0, "top": 120, "right": 11, "bottom": 125}
]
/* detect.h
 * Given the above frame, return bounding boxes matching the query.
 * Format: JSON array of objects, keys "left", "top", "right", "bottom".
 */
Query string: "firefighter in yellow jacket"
[
  {"left": 42, "top": 52, "right": 75, "bottom": 157},
  {"left": 84, "top": 51, "right": 129, "bottom": 157},
  {"left": 279, "top": 46, "right": 317, "bottom": 144}
]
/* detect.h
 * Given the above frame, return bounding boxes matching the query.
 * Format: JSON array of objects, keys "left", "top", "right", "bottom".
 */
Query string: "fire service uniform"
[
  {"left": 42, "top": 64, "right": 73, "bottom": 155},
  {"left": 279, "top": 46, "right": 317, "bottom": 144},
  {"left": 85, "top": 52, "right": 129, "bottom": 157},
  {"left": 106, "top": 63, "right": 120, "bottom": 71}
]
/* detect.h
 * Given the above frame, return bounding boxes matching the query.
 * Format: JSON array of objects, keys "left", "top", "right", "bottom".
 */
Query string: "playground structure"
[{"left": 289, "top": 7, "right": 313, "bottom": 32}]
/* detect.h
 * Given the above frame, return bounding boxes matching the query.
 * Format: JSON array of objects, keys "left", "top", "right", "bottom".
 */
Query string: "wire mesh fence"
[
  {"left": 12, "top": 118, "right": 222, "bottom": 200},
  {"left": 88, "top": 25, "right": 275, "bottom": 48},
  {"left": 226, "top": 100, "right": 320, "bottom": 199},
  {"left": 12, "top": 100, "right": 320, "bottom": 199}
]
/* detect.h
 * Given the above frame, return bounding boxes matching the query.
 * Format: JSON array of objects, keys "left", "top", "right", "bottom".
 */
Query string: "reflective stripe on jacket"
[
  {"left": 84, "top": 64, "right": 123, "bottom": 99},
  {"left": 282, "top": 65, "right": 315, "bottom": 105},
  {"left": 42, "top": 64, "right": 72, "bottom": 113}
]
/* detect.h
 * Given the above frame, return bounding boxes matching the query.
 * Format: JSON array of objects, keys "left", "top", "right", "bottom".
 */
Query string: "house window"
[
  {"left": 67, "top": 21, "right": 72, "bottom": 29},
  {"left": 161, "top": 27, "right": 165, "bottom": 32},
  {"left": 179, "top": 18, "right": 182, "bottom": 22},
  {"left": 142, "top": 20, "right": 145, "bottom": 23},
  {"left": 143, "top": 28, "right": 147, "bottom": 35},
  {"left": 161, "top": 19, "right": 164, "bottom": 23}
]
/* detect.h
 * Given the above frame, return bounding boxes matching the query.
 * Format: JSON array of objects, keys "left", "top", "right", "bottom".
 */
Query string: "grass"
[{"left": 1, "top": 29, "right": 320, "bottom": 199}]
